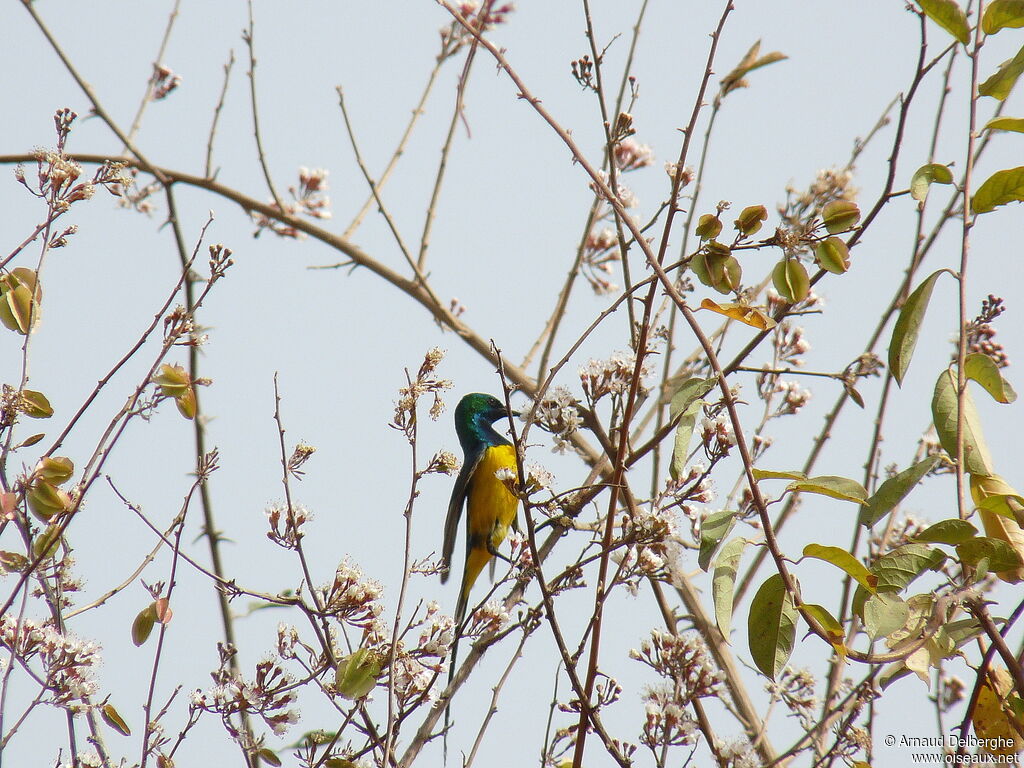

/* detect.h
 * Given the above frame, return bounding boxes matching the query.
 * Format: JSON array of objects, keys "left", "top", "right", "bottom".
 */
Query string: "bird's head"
[{"left": 454, "top": 393, "right": 518, "bottom": 449}]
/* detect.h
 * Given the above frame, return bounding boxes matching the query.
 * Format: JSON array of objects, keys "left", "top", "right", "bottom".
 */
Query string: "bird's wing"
[{"left": 441, "top": 449, "right": 481, "bottom": 584}]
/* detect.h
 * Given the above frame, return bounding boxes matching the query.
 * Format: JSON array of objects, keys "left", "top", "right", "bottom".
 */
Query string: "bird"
[{"left": 442, "top": 392, "right": 520, "bottom": 627}]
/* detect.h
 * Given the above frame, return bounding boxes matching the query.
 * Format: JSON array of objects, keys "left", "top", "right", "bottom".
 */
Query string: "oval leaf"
[
  {"left": 864, "top": 592, "right": 910, "bottom": 641},
  {"left": 973, "top": 165, "right": 1024, "bottom": 212},
  {"left": 753, "top": 468, "right": 807, "bottom": 481},
  {"left": 21, "top": 389, "right": 53, "bottom": 419},
  {"left": 699, "top": 510, "right": 737, "bottom": 572},
  {"left": 803, "top": 543, "right": 875, "bottom": 592},
  {"left": 915, "top": 518, "right": 978, "bottom": 545},
  {"left": 964, "top": 352, "right": 1017, "bottom": 403},
  {"left": 983, "top": 0, "right": 1024, "bottom": 33},
  {"left": 669, "top": 377, "right": 718, "bottom": 480},
  {"left": 932, "top": 368, "right": 993, "bottom": 475},
  {"left": 698, "top": 298, "right": 776, "bottom": 330},
  {"left": 772, "top": 258, "right": 809, "bottom": 303},
  {"left": 957, "top": 536, "right": 1023, "bottom": 572},
  {"left": 748, "top": 574, "right": 798, "bottom": 680},
  {"left": 132, "top": 603, "right": 157, "bottom": 647},
  {"left": 813, "top": 237, "right": 850, "bottom": 274},
  {"left": 979, "top": 45, "right": 1024, "bottom": 101},
  {"left": 787, "top": 475, "right": 868, "bottom": 504},
  {"left": 985, "top": 116, "right": 1024, "bottom": 132},
  {"left": 821, "top": 200, "right": 861, "bottom": 234},
  {"left": 101, "top": 704, "right": 131, "bottom": 736},
  {"left": 917, "top": 0, "right": 971, "bottom": 43},
  {"left": 910, "top": 163, "right": 954, "bottom": 202},
  {"left": 888, "top": 270, "right": 945, "bottom": 386},
  {"left": 860, "top": 456, "right": 941, "bottom": 528},
  {"left": 712, "top": 537, "right": 747, "bottom": 638}
]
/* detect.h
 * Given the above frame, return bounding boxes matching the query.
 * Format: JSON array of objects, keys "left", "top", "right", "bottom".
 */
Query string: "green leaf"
[
  {"left": 983, "top": 0, "right": 1024, "bottom": 33},
  {"left": 699, "top": 510, "right": 737, "bottom": 572},
  {"left": 669, "top": 377, "right": 717, "bottom": 480},
  {"left": 752, "top": 468, "right": 806, "bottom": 481},
  {"left": 712, "top": 537, "right": 747, "bottom": 638},
  {"left": 772, "top": 258, "right": 809, "bottom": 303},
  {"left": 820, "top": 200, "right": 860, "bottom": 234},
  {"left": 979, "top": 45, "right": 1024, "bottom": 101},
  {"left": 910, "top": 163, "right": 954, "bottom": 203},
  {"left": 860, "top": 456, "right": 940, "bottom": 527},
  {"left": 335, "top": 648, "right": 383, "bottom": 700},
  {"left": 973, "top": 166, "right": 1024, "bottom": 212},
  {"left": 748, "top": 573, "right": 798, "bottom": 680},
  {"left": 696, "top": 213, "right": 723, "bottom": 240},
  {"left": 803, "top": 543, "right": 876, "bottom": 592},
  {"left": 932, "top": 368, "right": 993, "bottom": 475},
  {"left": 957, "top": 536, "right": 1024, "bottom": 571},
  {"left": 256, "top": 749, "right": 282, "bottom": 767},
  {"left": 917, "top": 0, "right": 971, "bottom": 43},
  {"left": 801, "top": 603, "right": 845, "bottom": 646},
  {"left": 787, "top": 475, "right": 868, "bottom": 504},
  {"left": 20, "top": 389, "right": 53, "bottom": 419},
  {"left": 854, "top": 543, "right": 947, "bottom": 616},
  {"left": 734, "top": 205, "right": 768, "bottom": 235},
  {"left": 131, "top": 603, "right": 157, "bottom": 647},
  {"left": 915, "top": 518, "right": 979, "bottom": 545},
  {"left": 101, "top": 704, "right": 131, "bottom": 736},
  {"left": 888, "top": 270, "right": 945, "bottom": 386},
  {"left": 985, "top": 116, "right": 1024, "bottom": 132},
  {"left": 864, "top": 592, "right": 910, "bottom": 641},
  {"left": 964, "top": 352, "right": 1017, "bottom": 403},
  {"left": 813, "top": 237, "right": 850, "bottom": 274}
]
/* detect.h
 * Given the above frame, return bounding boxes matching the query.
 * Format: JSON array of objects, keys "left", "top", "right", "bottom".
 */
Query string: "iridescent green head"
[{"left": 454, "top": 393, "right": 516, "bottom": 451}]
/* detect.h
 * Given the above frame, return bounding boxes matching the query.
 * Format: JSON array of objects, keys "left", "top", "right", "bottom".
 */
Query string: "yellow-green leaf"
[
  {"left": 971, "top": 473, "right": 1024, "bottom": 526},
  {"left": 864, "top": 592, "right": 910, "bottom": 641},
  {"left": 669, "top": 377, "right": 717, "bottom": 481},
  {"left": 101, "top": 703, "right": 131, "bottom": 736},
  {"left": 132, "top": 603, "right": 157, "bottom": 647},
  {"left": 985, "top": 116, "right": 1024, "bottom": 132},
  {"left": 957, "top": 536, "right": 1024, "bottom": 572},
  {"left": 910, "top": 163, "right": 954, "bottom": 202},
  {"left": 979, "top": 44, "right": 1024, "bottom": 101},
  {"left": 932, "top": 368, "right": 993, "bottom": 475},
  {"left": 734, "top": 204, "right": 767, "bottom": 235},
  {"left": 33, "top": 523, "right": 61, "bottom": 561},
  {"left": 697, "top": 298, "right": 776, "bottom": 329},
  {"left": 984, "top": 0, "right": 1024, "bottom": 33},
  {"left": 772, "top": 258, "right": 809, "bottom": 303},
  {"left": 974, "top": 166, "right": 1024, "bottom": 212},
  {"left": 813, "top": 237, "right": 850, "bottom": 274},
  {"left": 787, "top": 475, "right": 868, "bottom": 504},
  {"left": 889, "top": 270, "right": 945, "bottom": 386},
  {"left": 695, "top": 213, "right": 723, "bottom": 240},
  {"left": 820, "top": 200, "right": 860, "bottom": 234},
  {"left": 748, "top": 573, "right": 798, "bottom": 680},
  {"left": 35, "top": 456, "right": 74, "bottom": 485},
  {"left": 917, "top": 0, "right": 971, "bottom": 43},
  {"left": 713, "top": 537, "right": 747, "bottom": 638},
  {"left": 752, "top": 468, "right": 807, "bottom": 481},
  {"left": 21, "top": 389, "right": 53, "bottom": 419},
  {"left": 801, "top": 603, "right": 846, "bottom": 651},
  {"left": 860, "top": 456, "right": 940, "bottom": 527},
  {"left": 699, "top": 510, "right": 736, "bottom": 572},
  {"left": 965, "top": 352, "right": 1017, "bottom": 403},
  {"left": 335, "top": 648, "right": 383, "bottom": 700},
  {"left": 256, "top": 749, "right": 282, "bottom": 767},
  {"left": 915, "top": 518, "right": 978, "bottom": 545},
  {"left": 803, "top": 543, "right": 875, "bottom": 592}
]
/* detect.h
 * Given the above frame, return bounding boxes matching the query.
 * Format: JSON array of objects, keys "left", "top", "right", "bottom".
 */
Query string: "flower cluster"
[
  {"left": 251, "top": 167, "right": 332, "bottom": 237},
  {"left": 766, "top": 667, "right": 818, "bottom": 729},
  {"left": 580, "top": 351, "right": 653, "bottom": 403},
  {"left": 614, "top": 139, "right": 654, "bottom": 172},
  {"left": 0, "top": 615, "right": 100, "bottom": 706},
  {"left": 771, "top": 380, "right": 812, "bottom": 417},
  {"left": 266, "top": 501, "right": 311, "bottom": 549},
  {"left": 639, "top": 684, "right": 698, "bottom": 751},
  {"left": 193, "top": 657, "right": 299, "bottom": 736},
  {"left": 631, "top": 630, "right": 723, "bottom": 701},
  {"left": 151, "top": 64, "right": 182, "bottom": 100},
  {"left": 319, "top": 559, "right": 384, "bottom": 630},
  {"left": 423, "top": 449, "right": 461, "bottom": 476},
  {"left": 392, "top": 347, "right": 452, "bottom": 439},
  {"left": 589, "top": 169, "right": 639, "bottom": 209},
  {"left": 962, "top": 294, "right": 1010, "bottom": 368},
  {"left": 582, "top": 227, "right": 621, "bottom": 295},
  {"left": 533, "top": 386, "right": 583, "bottom": 453},
  {"left": 700, "top": 416, "right": 735, "bottom": 459}
]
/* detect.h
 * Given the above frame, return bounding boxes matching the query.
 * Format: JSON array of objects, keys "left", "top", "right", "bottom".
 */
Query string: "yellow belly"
[{"left": 462, "top": 444, "right": 519, "bottom": 596}]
